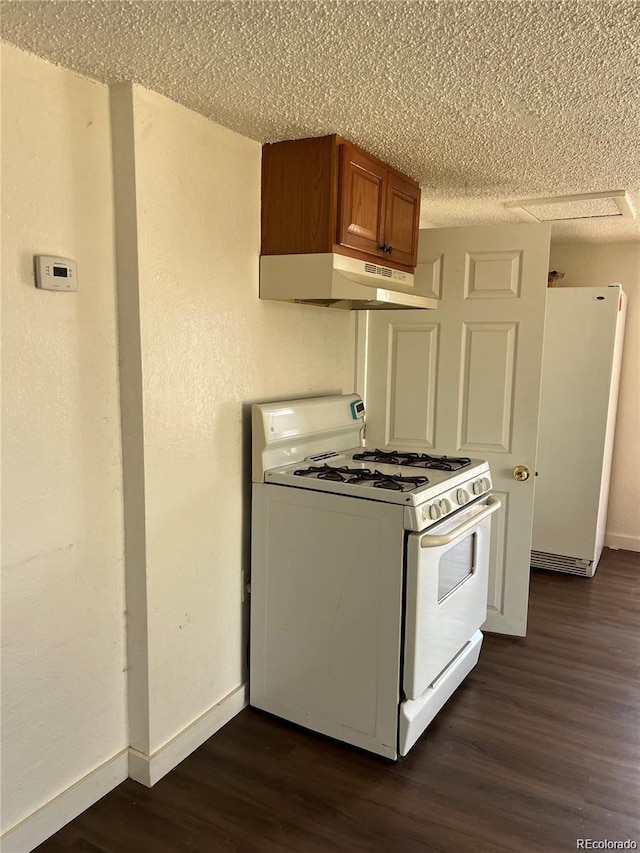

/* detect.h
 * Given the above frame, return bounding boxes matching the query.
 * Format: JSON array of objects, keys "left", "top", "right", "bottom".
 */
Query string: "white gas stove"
[{"left": 250, "top": 394, "right": 500, "bottom": 759}]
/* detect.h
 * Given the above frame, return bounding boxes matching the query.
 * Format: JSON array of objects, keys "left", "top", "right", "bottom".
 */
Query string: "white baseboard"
[
  {"left": 1, "top": 685, "right": 248, "bottom": 851},
  {"left": 0, "top": 749, "right": 129, "bottom": 853},
  {"left": 129, "top": 681, "right": 248, "bottom": 787},
  {"left": 605, "top": 533, "right": 640, "bottom": 553}
]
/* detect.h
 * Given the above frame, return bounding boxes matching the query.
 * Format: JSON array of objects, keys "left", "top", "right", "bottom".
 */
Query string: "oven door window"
[{"left": 438, "top": 533, "right": 476, "bottom": 602}]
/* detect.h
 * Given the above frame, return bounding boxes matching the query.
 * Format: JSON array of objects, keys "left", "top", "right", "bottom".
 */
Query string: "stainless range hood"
[{"left": 260, "top": 253, "right": 437, "bottom": 310}]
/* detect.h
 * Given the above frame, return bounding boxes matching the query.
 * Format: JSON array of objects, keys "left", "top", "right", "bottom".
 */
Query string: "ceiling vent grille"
[{"left": 505, "top": 190, "right": 636, "bottom": 223}]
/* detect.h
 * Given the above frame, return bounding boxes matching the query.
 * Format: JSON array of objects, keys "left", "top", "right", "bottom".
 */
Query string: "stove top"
[
  {"left": 263, "top": 446, "right": 491, "bottom": 508},
  {"left": 253, "top": 397, "right": 493, "bottom": 530},
  {"left": 352, "top": 449, "right": 471, "bottom": 472}
]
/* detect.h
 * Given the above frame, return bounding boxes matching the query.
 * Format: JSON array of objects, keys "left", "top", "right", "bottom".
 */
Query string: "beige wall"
[
  {"left": 118, "top": 84, "right": 356, "bottom": 757},
  {"left": 2, "top": 46, "right": 356, "bottom": 844},
  {"left": 1, "top": 44, "right": 127, "bottom": 834},
  {"left": 549, "top": 241, "right": 640, "bottom": 550}
]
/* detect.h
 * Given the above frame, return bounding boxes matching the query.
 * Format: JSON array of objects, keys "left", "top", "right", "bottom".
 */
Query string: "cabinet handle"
[
  {"left": 386, "top": 246, "right": 393, "bottom": 254},
  {"left": 379, "top": 244, "right": 388, "bottom": 252}
]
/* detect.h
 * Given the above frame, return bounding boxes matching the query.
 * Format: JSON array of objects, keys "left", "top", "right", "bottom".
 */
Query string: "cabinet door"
[
  {"left": 338, "top": 144, "right": 386, "bottom": 258},
  {"left": 384, "top": 173, "right": 421, "bottom": 267}
]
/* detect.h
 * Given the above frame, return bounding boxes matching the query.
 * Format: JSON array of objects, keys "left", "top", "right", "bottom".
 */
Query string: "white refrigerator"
[{"left": 531, "top": 285, "right": 626, "bottom": 577}]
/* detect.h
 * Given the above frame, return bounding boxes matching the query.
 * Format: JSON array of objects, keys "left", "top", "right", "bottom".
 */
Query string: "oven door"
[{"left": 403, "top": 495, "right": 501, "bottom": 701}]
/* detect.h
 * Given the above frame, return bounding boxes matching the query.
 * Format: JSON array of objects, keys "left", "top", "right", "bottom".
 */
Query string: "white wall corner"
[
  {"left": 109, "top": 80, "right": 152, "bottom": 756},
  {"left": 128, "top": 682, "right": 248, "bottom": 788},
  {"left": 0, "top": 750, "right": 129, "bottom": 853}
]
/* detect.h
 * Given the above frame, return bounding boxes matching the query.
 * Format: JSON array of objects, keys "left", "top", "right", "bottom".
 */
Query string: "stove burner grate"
[
  {"left": 352, "top": 469, "right": 429, "bottom": 490},
  {"left": 292, "top": 464, "right": 429, "bottom": 492},
  {"left": 353, "top": 449, "right": 471, "bottom": 471},
  {"left": 293, "top": 465, "right": 367, "bottom": 482}
]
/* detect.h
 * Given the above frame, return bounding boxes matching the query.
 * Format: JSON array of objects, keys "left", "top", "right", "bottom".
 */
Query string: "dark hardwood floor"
[{"left": 36, "top": 549, "right": 640, "bottom": 853}]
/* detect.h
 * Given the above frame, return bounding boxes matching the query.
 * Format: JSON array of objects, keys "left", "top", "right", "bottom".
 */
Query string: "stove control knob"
[
  {"left": 429, "top": 503, "right": 442, "bottom": 520},
  {"left": 456, "top": 488, "right": 470, "bottom": 506},
  {"left": 481, "top": 477, "right": 491, "bottom": 492},
  {"left": 439, "top": 498, "right": 452, "bottom": 514},
  {"left": 473, "top": 480, "right": 482, "bottom": 495}
]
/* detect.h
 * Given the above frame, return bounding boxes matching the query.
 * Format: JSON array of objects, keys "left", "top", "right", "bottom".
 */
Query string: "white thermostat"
[{"left": 35, "top": 256, "right": 78, "bottom": 291}]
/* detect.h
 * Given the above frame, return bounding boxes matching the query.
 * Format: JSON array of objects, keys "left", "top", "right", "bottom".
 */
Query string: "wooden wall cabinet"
[{"left": 261, "top": 134, "right": 421, "bottom": 272}]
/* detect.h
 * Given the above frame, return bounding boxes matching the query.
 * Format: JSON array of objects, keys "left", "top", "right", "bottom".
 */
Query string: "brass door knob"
[{"left": 513, "top": 465, "right": 531, "bottom": 482}]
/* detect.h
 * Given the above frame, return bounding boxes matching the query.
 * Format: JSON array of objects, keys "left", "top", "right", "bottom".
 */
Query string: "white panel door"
[{"left": 364, "top": 223, "right": 551, "bottom": 636}]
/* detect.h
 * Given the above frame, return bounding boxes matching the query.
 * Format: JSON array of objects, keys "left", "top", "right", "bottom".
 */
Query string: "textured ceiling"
[{"left": 2, "top": 0, "right": 639, "bottom": 242}]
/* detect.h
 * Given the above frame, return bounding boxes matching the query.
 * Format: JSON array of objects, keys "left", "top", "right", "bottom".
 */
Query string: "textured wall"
[
  {"left": 0, "top": 44, "right": 126, "bottom": 833},
  {"left": 548, "top": 242, "right": 640, "bottom": 551},
  {"left": 121, "top": 84, "right": 356, "bottom": 754}
]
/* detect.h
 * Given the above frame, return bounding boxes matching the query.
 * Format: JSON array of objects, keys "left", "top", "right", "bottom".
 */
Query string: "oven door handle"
[{"left": 420, "top": 496, "right": 502, "bottom": 548}]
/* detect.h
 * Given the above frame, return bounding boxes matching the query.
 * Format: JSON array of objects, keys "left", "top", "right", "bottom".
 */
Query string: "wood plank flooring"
[{"left": 36, "top": 548, "right": 640, "bottom": 853}]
